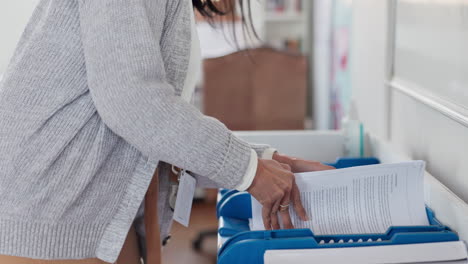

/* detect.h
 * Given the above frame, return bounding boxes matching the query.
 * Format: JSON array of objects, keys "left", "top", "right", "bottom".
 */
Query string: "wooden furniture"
[{"left": 203, "top": 47, "right": 307, "bottom": 130}]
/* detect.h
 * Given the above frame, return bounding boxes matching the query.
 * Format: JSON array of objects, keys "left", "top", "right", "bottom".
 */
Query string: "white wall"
[
  {"left": 0, "top": 1, "right": 39, "bottom": 75},
  {"left": 351, "top": 0, "right": 468, "bottom": 202},
  {"left": 350, "top": 0, "right": 390, "bottom": 140}
]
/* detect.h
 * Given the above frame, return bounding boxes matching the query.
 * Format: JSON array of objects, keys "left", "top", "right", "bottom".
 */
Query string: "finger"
[
  {"left": 262, "top": 203, "right": 273, "bottom": 230},
  {"left": 271, "top": 212, "right": 280, "bottom": 230},
  {"left": 279, "top": 206, "right": 294, "bottom": 229},
  {"left": 293, "top": 160, "right": 336, "bottom": 173},
  {"left": 272, "top": 152, "right": 290, "bottom": 164},
  {"left": 270, "top": 200, "right": 281, "bottom": 230},
  {"left": 324, "top": 165, "right": 336, "bottom": 170},
  {"left": 292, "top": 181, "right": 308, "bottom": 221},
  {"left": 270, "top": 187, "right": 285, "bottom": 230},
  {"left": 279, "top": 191, "right": 294, "bottom": 229},
  {"left": 313, "top": 163, "right": 335, "bottom": 171}
]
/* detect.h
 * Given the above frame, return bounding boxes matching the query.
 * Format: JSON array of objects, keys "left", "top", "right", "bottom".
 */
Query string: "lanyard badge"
[{"left": 170, "top": 167, "right": 197, "bottom": 227}]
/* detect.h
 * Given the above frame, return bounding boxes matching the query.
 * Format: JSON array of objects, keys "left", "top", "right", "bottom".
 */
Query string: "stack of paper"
[{"left": 251, "top": 161, "right": 429, "bottom": 234}]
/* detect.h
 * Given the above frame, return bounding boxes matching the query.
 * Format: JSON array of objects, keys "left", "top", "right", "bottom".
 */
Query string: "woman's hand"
[
  {"left": 272, "top": 152, "right": 335, "bottom": 173},
  {"left": 247, "top": 159, "right": 308, "bottom": 230}
]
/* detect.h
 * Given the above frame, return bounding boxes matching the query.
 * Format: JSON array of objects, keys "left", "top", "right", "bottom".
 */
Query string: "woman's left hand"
[
  {"left": 267, "top": 152, "right": 335, "bottom": 225},
  {"left": 272, "top": 152, "right": 335, "bottom": 173}
]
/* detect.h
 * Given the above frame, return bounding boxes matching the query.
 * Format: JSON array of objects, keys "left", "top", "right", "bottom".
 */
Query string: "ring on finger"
[
  {"left": 279, "top": 206, "right": 289, "bottom": 212},
  {"left": 279, "top": 204, "right": 290, "bottom": 208}
]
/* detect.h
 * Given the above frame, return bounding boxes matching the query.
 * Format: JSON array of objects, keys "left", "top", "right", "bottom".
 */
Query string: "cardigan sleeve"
[{"left": 77, "top": 0, "right": 252, "bottom": 189}]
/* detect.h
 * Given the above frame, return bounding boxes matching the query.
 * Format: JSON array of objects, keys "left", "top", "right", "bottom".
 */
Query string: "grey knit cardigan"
[{"left": 0, "top": 0, "right": 269, "bottom": 262}]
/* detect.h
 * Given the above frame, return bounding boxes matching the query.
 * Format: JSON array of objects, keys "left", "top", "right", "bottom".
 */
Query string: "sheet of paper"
[{"left": 251, "top": 161, "right": 429, "bottom": 234}]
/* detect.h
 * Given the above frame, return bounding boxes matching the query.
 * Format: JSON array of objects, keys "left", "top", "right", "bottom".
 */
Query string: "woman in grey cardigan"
[{"left": 0, "top": 0, "right": 332, "bottom": 263}]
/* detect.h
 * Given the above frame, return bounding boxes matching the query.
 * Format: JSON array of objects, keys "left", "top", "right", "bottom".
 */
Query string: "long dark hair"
[{"left": 192, "top": 0, "right": 259, "bottom": 43}]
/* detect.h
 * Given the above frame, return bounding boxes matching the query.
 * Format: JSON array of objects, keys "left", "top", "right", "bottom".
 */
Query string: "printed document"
[{"left": 251, "top": 161, "right": 429, "bottom": 234}]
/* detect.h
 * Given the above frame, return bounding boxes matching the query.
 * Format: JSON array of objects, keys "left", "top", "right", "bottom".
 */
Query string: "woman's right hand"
[{"left": 247, "top": 159, "right": 308, "bottom": 230}]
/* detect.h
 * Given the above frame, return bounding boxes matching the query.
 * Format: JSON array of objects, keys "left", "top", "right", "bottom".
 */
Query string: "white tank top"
[{"left": 181, "top": 2, "right": 202, "bottom": 102}]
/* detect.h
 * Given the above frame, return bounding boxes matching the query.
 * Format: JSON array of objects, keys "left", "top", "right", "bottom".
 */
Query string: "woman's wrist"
[
  {"left": 235, "top": 148, "right": 278, "bottom": 191},
  {"left": 234, "top": 149, "right": 259, "bottom": 191}
]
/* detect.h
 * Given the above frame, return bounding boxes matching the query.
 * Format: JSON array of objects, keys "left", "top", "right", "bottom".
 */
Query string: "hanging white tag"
[{"left": 173, "top": 171, "right": 196, "bottom": 227}]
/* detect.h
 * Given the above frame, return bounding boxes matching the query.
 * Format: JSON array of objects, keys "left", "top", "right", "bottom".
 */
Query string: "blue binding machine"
[{"left": 216, "top": 157, "right": 460, "bottom": 264}]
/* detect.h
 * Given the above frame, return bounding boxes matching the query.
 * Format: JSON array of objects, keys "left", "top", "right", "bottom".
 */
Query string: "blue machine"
[{"left": 216, "top": 158, "right": 460, "bottom": 264}]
